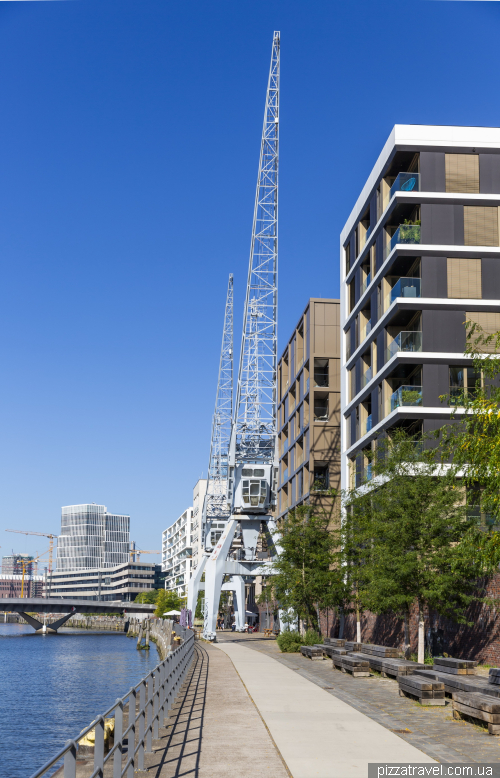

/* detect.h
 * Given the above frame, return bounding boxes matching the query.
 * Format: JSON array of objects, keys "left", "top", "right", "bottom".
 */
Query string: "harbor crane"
[
  {"left": 202, "top": 31, "right": 282, "bottom": 641},
  {"left": 5, "top": 529, "right": 57, "bottom": 574},
  {"left": 187, "top": 273, "right": 234, "bottom": 617}
]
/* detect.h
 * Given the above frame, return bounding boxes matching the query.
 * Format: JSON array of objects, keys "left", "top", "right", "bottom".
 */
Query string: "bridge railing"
[{"left": 29, "top": 626, "right": 195, "bottom": 778}]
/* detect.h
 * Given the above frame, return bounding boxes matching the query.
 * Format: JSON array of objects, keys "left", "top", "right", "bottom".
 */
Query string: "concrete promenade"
[{"left": 216, "top": 638, "right": 435, "bottom": 778}]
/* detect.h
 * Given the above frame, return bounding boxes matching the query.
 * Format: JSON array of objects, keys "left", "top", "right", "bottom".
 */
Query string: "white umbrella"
[{"left": 164, "top": 610, "right": 182, "bottom": 616}]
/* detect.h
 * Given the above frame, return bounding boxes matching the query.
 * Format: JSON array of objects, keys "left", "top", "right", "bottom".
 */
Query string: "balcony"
[
  {"left": 390, "top": 385, "right": 423, "bottom": 412},
  {"left": 389, "top": 172, "right": 420, "bottom": 201},
  {"left": 387, "top": 277, "right": 421, "bottom": 308},
  {"left": 384, "top": 224, "right": 421, "bottom": 260},
  {"left": 361, "top": 367, "right": 372, "bottom": 388},
  {"left": 361, "top": 273, "right": 371, "bottom": 295},
  {"left": 387, "top": 331, "right": 422, "bottom": 361}
]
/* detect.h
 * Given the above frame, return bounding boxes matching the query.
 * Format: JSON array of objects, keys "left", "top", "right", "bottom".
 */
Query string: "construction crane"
[
  {"left": 202, "top": 32, "right": 281, "bottom": 641},
  {"left": 5, "top": 529, "right": 57, "bottom": 574},
  {"left": 19, "top": 548, "right": 49, "bottom": 598},
  {"left": 187, "top": 273, "right": 234, "bottom": 616},
  {"left": 129, "top": 543, "right": 161, "bottom": 563}
]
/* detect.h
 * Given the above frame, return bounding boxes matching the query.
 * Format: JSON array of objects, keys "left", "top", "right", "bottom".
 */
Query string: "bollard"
[{"left": 136, "top": 624, "right": 143, "bottom": 649}]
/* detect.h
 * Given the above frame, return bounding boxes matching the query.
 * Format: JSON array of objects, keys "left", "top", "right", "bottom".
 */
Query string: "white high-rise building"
[
  {"left": 162, "top": 506, "right": 194, "bottom": 598},
  {"left": 56, "top": 504, "right": 130, "bottom": 572}
]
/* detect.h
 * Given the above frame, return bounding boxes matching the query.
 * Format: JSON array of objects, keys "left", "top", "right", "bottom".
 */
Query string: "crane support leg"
[
  {"left": 203, "top": 519, "right": 237, "bottom": 641},
  {"left": 231, "top": 575, "right": 246, "bottom": 631},
  {"left": 187, "top": 555, "right": 207, "bottom": 616}
]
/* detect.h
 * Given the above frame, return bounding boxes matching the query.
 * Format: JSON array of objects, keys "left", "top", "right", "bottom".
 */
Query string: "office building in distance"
[
  {"left": 49, "top": 561, "right": 160, "bottom": 602},
  {"left": 56, "top": 504, "right": 130, "bottom": 572}
]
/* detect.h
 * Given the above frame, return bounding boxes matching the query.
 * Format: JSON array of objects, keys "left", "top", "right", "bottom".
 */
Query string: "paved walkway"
[
  {"left": 215, "top": 638, "right": 435, "bottom": 778},
  {"left": 141, "top": 641, "right": 289, "bottom": 777},
  {"left": 218, "top": 633, "right": 500, "bottom": 766}
]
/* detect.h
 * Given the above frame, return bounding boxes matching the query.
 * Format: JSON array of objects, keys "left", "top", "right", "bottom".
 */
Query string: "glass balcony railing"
[
  {"left": 384, "top": 224, "right": 421, "bottom": 260},
  {"left": 283, "top": 439, "right": 289, "bottom": 454},
  {"left": 362, "top": 367, "right": 372, "bottom": 388},
  {"left": 365, "top": 414, "right": 373, "bottom": 434},
  {"left": 282, "top": 468, "right": 288, "bottom": 483},
  {"left": 389, "top": 172, "right": 420, "bottom": 201},
  {"left": 305, "top": 377, "right": 310, "bottom": 394},
  {"left": 390, "top": 385, "right": 423, "bottom": 412},
  {"left": 387, "top": 331, "right": 422, "bottom": 360},
  {"left": 388, "top": 277, "right": 421, "bottom": 307},
  {"left": 361, "top": 273, "right": 371, "bottom": 295}
]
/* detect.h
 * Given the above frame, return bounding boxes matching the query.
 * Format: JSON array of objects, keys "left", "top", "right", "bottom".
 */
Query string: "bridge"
[{"left": 0, "top": 597, "right": 156, "bottom": 633}]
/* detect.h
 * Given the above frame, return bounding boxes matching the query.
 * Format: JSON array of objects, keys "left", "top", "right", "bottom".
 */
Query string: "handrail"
[{"left": 29, "top": 624, "right": 195, "bottom": 778}]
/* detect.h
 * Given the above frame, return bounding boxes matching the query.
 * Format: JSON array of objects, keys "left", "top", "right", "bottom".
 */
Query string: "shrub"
[{"left": 276, "top": 629, "right": 323, "bottom": 653}]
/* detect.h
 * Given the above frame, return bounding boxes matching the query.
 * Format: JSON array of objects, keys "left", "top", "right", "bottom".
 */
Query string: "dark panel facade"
[
  {"left": 482, "top": 257, "right": 500, "bottom": 299},
  {"left": 421, "top": 256, "right": 447, "bottom": 298},
  {"left": 422, "top": 309, "right": 466, "bottom": 353},
  {"left": 479, "top": 153, "right": 500, "bottom": 194},
  {"left": 421, "top": 204, "right": 463, "bottom": 246},
  {"left": 422, "top": 363, "right": 449, "bottom": 407},
  {"left": 420, "top": 152, "right": 445, "bottom": 192}
]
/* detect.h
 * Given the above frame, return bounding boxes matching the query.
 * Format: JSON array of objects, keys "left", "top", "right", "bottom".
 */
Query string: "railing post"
[
  {"left": 113, "top": 700, "right": 123, "bottom": 778},
  {"left": 127, "top": 688, "right": 137, "bottom": 778},
  {"left": 138, "top": 680, "right": 146, "bottom": 770},
  {"left": 153, "top": 671, "right": 160, "bottom": 740},
  {"left": 63, "top": 740, "right": 77, "bottom": 778},
  {"left": 93, "top": 717, "right": 105, "bottom": 778},
  {"left": 146, "top": 673, "right": 154, "bottom": 752}
]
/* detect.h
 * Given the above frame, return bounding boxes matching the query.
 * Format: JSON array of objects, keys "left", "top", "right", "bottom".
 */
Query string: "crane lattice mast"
[
  {"left": 202, "top": 32, "right": 281, "bottom": 641},
  {"left": 230, "top": 31, "right": 279, "bottom": 467},
  {"left": 187, "top": 274, "right": 234, "bottom": 615},
  {"left": 205, "top": 273, "right": 233, "bottom": 527}
]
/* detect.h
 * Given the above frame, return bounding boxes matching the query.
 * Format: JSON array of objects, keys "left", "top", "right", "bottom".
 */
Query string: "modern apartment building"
[
  {"left": 56, "top": 504, "right": 130, "bottom": 572},
  {"left": 162, "top": 506, "right": 194, "bottom": 598},
  {"left": 341, "top": 124, "right": 500, "bottom": 491},
  {"left": 0, "top": 574, "right": 45, "bottom": 599},
  {"left": 191, "top": 478, "right": 207, "bottom": 573},
  {"left": 277, "top": 298, "right": 341, "bottom": 519},
  {"left": 49, "top": 562, "right": 159, "bottom": 601},
  {"left": 1, "top": 554, "right": 34, "bottom": 576}
]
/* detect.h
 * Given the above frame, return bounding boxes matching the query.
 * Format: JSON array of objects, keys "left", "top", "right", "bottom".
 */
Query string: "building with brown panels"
[{"left": 277, "top": 298, "right": 341, "bottom": 520}]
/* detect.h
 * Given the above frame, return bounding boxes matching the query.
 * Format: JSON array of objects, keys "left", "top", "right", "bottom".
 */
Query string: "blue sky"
[{"left": 1, "top": 0, "right": 500, "bottom": 565}]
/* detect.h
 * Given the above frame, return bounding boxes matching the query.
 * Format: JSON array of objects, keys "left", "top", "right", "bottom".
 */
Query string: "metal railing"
[{"left": 30, "top": 626, "right": 195, "bottom": 778}]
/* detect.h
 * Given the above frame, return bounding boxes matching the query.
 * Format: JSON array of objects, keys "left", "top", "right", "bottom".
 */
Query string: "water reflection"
[{"left": 0, "top": 623, "right": 159, "bottom": 778}]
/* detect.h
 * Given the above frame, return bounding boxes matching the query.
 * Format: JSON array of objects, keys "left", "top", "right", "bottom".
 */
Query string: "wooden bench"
[
  {"left": 344, "top": 641, "right": 362, "bottom": 652},
  {"left": 332, "top": 654, "right": 370, "bottom": 677},
  {"left": 398, "top": 675, "right": 445, "bottom": 706},
  {"left": 263, "top": 628, "right": 273, "bottom": 637},
  {"left": 354, "top": 652, "right": 425, "bottom": 678},
  {"left": 359, "top": 643, "right": 400, "bottom": 658},
  {"left": 324, "top": 638, "right": 346, "bottom": 648},
  {"left": 453, "top": 692, "right": 500, "bottom": 735},
  {"left": 413, "top": 669, "right": 498, "bottom": 698},
  {"left": 489, "top": 668, "right": 500, "bottom": 686},
  {"left": 315, "top": 644, "right": 346, "bottom": 659},
  {"left": 433, "top": 657, "right": 477, "bottom": 675},
  {"left": 300, "top": 645, "right": 324, "bottom": 661}
]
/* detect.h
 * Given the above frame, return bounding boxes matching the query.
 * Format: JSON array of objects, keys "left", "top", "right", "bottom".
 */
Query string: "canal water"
[{"left": 0, "top": 623, "right": 160, "bottom": 778}]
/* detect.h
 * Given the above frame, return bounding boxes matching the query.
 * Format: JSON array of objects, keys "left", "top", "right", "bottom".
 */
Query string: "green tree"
[
  {"left": 134, "top": 589, "right": 161, "bottom": 604},
  {"left": 439, "top": 321, "right": 500, "bottom": 526},
  {"left": 346, "top": 431, "right": 500, "bottom": 662},
  {"left": 269, "top": 497, "right": 345, "bottom": 633}
]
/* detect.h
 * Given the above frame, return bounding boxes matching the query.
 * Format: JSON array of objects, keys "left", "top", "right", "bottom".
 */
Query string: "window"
[
  {"left": 466, "top": 311, "right": 500, "bottom": 353},
  {"left": 449, "top": 365, "right": 481, "bottom": 403},
  {"left": 345, "top": 242, "right": 351, "bottom": 274},
  {"left": 445, "top": 154, "right": 479, "bottom": 194},
  {"left": 312, "top": 465, "right": 329, "bottom": 491},
  {"left": 241, "top": 479, "right": 267, "bottom": 506},
  {"left": 349, "top": 280, "right": 355, "bottom": 313},
  {"left": 447, "top": 258, "right": 482, "bottom": 299},
  {"left": 314, "top": 397, "right": 328, "bottom": 421},
  {"left": 464, "top": 206, "right": 499, "bottom": 247},
  {"left": 314, "top": 358, "right": 329, "bottom": 387},
  {"left": 467, "top": 485, "right": 496, "bottom": 528}
]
